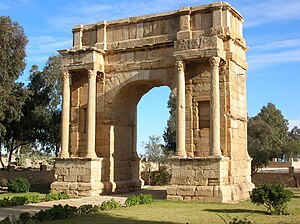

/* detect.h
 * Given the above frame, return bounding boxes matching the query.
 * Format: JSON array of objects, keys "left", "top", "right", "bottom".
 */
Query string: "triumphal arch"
[{"left": 51, "top": 2, "right": 254, "bottom": 202}]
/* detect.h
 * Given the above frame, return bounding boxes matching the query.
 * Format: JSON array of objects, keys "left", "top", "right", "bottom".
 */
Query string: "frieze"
[{"left": 174, "top": 37, "right": 217, "bottom": 51}]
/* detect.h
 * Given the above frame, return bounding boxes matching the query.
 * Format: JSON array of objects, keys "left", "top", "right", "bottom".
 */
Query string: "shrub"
[
  {"left": 229, "top": 218, "right": 253, "bottom": 224},
  {"left": 100, "top": 199, "right": 121, "bottom": 211},
  {"left": 18, "top": 212, "right": 31, "bottom": 224},
  {"left": 10, "top": 196, "right": 29, "bottom": 206},
  {"left": 7, "top": 177, "right": 30, "bottom": 193},
  {"left": 33, "top": 204, "right": 77, "bottom": 222},
  {"left": 125, "top": 194, "right": 153, "bottom": 207},
  {"left": 250, "top": 183, "right": 293, "bottom": 215},
  {"left": 45, "top": 191, "right": 69, "bottom": 201},
  {"left": 28, "top": 195, "right": 41, "bottom": 204},
  {"left": 0, "top": 195, "right": 41, "bottom": 208},
  {"left": 0, "top": 217, "right": 12, "bottom": 224},
  {"left": 139, "top": 194, "right": 153, "bottom": 204},
  {"left": 141, "top": 170, "right": 171, "bottom": 186},
  {"left": 78, "top": 204, "right": 99, "bottom": 215},
  {"left": 0, "top": 198, "right": 12, "bottom": 207}
]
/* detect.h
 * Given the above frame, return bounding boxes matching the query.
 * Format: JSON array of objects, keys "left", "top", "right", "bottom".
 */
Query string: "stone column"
[
  {"left": 86, "top": 69, "right": 97, "bottom": 159},
  {"left": 175, "top": 61, "right": 187, "bottom": 157},
  {"left": 59, "top": 71, "right": 70, "bottom": 158},
  {"left": 209, "top": 57, "right": 222, "bottom": 156}
]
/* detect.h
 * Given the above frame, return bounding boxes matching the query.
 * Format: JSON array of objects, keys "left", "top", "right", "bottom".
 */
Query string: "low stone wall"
[
  {"left": 0, "top": 169, "right": 55, "bottom": 193},
  {"left": 268, "top": 161, "right": 291, "bottom": 168},
  {"left": 252, "top": 172, "right": 300, "bottom": 187}
]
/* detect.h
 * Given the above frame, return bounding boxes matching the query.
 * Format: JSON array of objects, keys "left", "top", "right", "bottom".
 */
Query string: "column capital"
[
  {"left": 62, "top": 71, "right": 70, "bottom": 80},
  {"left": 209, "top": 56, "right": 220, "bottom": 69},
  {"left": 87, "top": 69, "right": 97, "bottom": 79},
  {"left": 175, "top": 60, "right": 184, "bottom": 72}
]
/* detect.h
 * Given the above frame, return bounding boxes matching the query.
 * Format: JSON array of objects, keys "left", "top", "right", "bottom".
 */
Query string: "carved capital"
[
  {"left": 87, "top": 69, "right": 96, "bottom": 79},
  {"left": 62, "top": 71, "right": 70, "bottom": 81},
  {"left": 96, "top": 72, "right": 105, "bottom": 83},
  {"left": 209, "top": 57, "right": 220, "bottom": 69},
  {"left": 175, "top": 60, "right": 184, "bottom": 72}
]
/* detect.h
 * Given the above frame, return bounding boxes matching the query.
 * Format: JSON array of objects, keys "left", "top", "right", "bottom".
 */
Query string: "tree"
[
  {"left": 257, "top": 103, "right": 289, "bottom": 158},
  {"left": 0, "top": 16, "right": 28, "bottom": 139},
  {"left": 143, "top": 136, "right": 168, "bottom": 167},
  {"left": 163, "top": 92, "right": 176, "bottom": 153},
  {"left": 33, "top": 55, "right": 62, "bottom": 156},
  {"left": 282, "top": 126, "right": 300, "bottom": 158},
  {"left": 2, "top": 55, "right": 63, "bottom": 164},
  {"left": 0, "top": 83, "right": 29, "bottom": 166},
  {"left": 248, "top": 116, "right": 273, "bottom": 172},
  {"left": 248, "top": 103, "right": 290, "bottom": 172}
]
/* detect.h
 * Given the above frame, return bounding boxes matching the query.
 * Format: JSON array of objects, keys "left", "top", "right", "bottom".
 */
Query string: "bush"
[
  {"left": 78, "top": 204, "right": 100, "bottom": 215},
  {"left": 100, "top": 199, "right": 121, "bottom": 211},
  {"left": 7, "top": 177, "right": 30, "bottom": 193},
  {"left": 125, "top": 194, "right": 153, "bottom": 207},
  {"left": 250, "top": 183, "right": 293, "bottom": 215},
  {"left": 0, "top": 198, "right": 11, "bottom": 207},
  {"left": 0, "top": 195, "right": 41, "bottom": 208},
  {"left": 33, "top": 204, "right": 77, "bottom": 222},
  {"left": 18, "top": 212, "right": 31, "bottom": 224},
  {"left": 10, "top": 196, "right": 29, "bottom": 206},
  {"left": 229, "top": 218, "right": 253, "bottom": 224},
  {"left": 141, "top": 170, "right": 171, "bottom": 186},
  {"left": 45, "top": 191, "right": 69, "bottom": 201}
]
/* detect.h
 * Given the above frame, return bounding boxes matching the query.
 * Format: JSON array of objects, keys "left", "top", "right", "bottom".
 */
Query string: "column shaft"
[
  {"left": 175, "top": 61, "right": 187, "bottom": 157},
  {"left": 86, "top": 69, "right": 97, "bottom": 158},
  {"left": 60, "top": 71, "right": 70, "bottom": 158},
  {"left": 209, "top": 57, "right": 221, "bottom": 156}
]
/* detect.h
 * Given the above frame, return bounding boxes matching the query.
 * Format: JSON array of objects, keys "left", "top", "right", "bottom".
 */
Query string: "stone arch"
[
  {"left": 52, "top": 2, "right": 254, "bottom": 202},
  {"left": 103, "top": 68, "right": 174, "bottom": 192}
]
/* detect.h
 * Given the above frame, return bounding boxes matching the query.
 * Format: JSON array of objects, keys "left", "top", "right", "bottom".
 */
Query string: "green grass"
[
  {"left": 45, "top": 188, "right": 300, "bottom": 224},
  {"left": 0, "top": 192, "right": 46, "bottom": 200}
]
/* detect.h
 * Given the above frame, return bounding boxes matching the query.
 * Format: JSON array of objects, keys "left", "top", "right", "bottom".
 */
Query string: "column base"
[
  {"left": 167, "top": 157, "right": 254, "bottom": 203},
  {"left": 51, "top": 158, "right": 104, "bottom": 196}
]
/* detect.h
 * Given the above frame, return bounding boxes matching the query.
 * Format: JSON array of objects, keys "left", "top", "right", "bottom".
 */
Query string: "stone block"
[
  {"left": 195, "top": 186, "right": 214, "bottom": 197},
  {"left": 166, "top": 185, "right": 178, "bottom": 195},
  {"left": 177, "top": 185, "right": 196, "bottom": 196},
  {"left": 64, "top": 175, "right": 77, "bottom": 182},
  {"left": 191, "top": 196, "right": 205, "bottom": 202},
  {"left": 167, "top": 195, "right": 183, "bottom": 201}
]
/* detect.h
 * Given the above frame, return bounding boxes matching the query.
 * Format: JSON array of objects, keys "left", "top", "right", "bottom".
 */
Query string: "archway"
[
  {"left": 106, "top": 70, "right": 173, "bottom": 192},
  {"left": 52, "top": 2, "right": 254, "bottom": 202}
]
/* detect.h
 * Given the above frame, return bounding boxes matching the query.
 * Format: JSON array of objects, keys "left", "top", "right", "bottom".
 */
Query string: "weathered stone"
[{"left": 54, "top": 2, "right": 253, "bottom": 201}]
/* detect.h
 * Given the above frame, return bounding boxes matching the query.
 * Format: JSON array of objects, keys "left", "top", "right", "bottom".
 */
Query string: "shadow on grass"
[
  {"left": 52, "top": 212, "right": 177, "bottom": 224},
  {"left": 204, "top": 208, "right": 268, "bottom": 215}
]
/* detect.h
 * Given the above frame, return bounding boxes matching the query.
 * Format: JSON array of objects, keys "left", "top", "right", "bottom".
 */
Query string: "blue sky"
[{"left": 1, "top": 0, "right": 300, "bottom": 154}]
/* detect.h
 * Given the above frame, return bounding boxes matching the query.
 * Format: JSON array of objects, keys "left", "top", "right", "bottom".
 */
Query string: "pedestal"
[
  {"left": 167, "top": 157, "right": 254, "bottom": 203},
  {"left": 51, "top": 158, "right": 104, "bottom": 196}
]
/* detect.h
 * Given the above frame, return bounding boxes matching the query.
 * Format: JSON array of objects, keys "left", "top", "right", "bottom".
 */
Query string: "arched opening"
[
  {"left": 106, "top": 70, "right": 174, "bottom": 192},
  {"left": 137, "top": 86, "right": 171, "bottom": 156}
]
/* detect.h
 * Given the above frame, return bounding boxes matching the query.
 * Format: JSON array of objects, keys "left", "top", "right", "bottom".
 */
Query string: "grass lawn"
[
  {"left": 46, "top": 188, "right": 300, "bottom": 224},
  {"left": 0, "top": 192, "right": 46, "bottom": 200}
]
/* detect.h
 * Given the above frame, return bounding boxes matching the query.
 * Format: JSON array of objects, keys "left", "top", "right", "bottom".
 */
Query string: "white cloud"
[
  {"left": 240, "top": 0, "right": 300, "bottom": 27},
  {"left": 248, "top": 48, "right": 300, "bottom": 69},
  {"left": 251, "top": 39, "right": 300, "bottom": 51},
  {"left": 289, "top": 120, "right": 300, "bottom": 129},
  {"left": 25, "top": 35, "right": 72, "bottom": 64}
]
